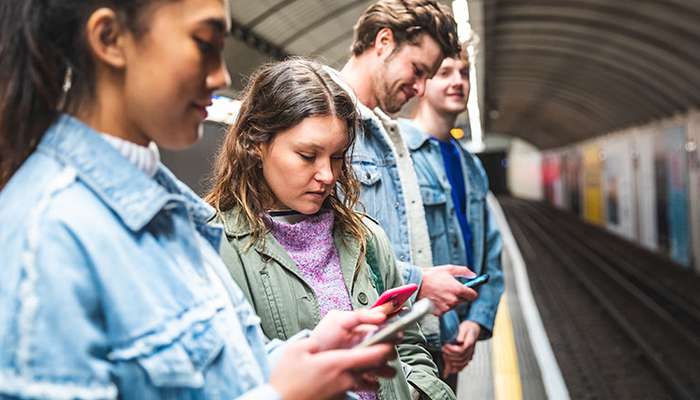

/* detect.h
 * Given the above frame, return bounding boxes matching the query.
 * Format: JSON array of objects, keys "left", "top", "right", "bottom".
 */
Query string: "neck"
[
  {"left": 74, "top": 75, "right": 150, "bottom": 147},
  {"left": 412, "top": 102, "right": 458, "bottom": 142},
  {"left": 340, "top": 56, "right": 377, "bottom": 109}
]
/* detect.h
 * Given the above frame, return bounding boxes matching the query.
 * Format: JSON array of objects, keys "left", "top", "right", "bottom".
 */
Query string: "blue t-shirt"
[{"left": 435, "top": 138, "right": 474, "bottom": 267}]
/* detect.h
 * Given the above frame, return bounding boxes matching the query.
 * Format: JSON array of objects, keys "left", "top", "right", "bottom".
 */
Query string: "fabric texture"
[
  {"left": 268, "top": 211, "right": 376, "bottom": 400},
  {"left": 399, "top": 118, "right": 505, "bottom": 341},
  {"left": 217, "top": 209, "right": 456, "bottom": 400},
  {"left": 435, "top": 138, "right": 474, "bottom": 267},
  {"left": 0, "top": 115, "right": 280, "bottom": 399},
  {"left": 323, "top": 66, "right": 441, "bottom": 343}
]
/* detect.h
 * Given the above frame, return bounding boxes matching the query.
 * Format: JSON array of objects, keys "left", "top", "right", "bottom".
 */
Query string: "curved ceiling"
[
  {"left": 230, "top": 0, "right": 377, "bottom": 68},
  {"left": 229, "top": 0, "right": 700, "bottom": 149},
  {"left": 483, "top": 0, "right": 700, "bottom": 148}
]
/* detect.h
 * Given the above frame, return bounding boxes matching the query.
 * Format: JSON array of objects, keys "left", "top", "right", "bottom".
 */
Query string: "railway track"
[{"left": 500, "top": 197, "right": 700, "bottom": 400}]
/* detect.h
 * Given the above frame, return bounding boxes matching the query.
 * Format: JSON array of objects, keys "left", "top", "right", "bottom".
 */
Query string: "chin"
[
  {"left": 295, "top": 202, "right": 323, "bottom": 215},
  {"left": 160, "top": 126, "right": 202, "bottom": 150}
]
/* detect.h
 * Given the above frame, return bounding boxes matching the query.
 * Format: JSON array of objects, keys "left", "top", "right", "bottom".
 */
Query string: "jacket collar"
[
  {"left": 398, "top": 118, "right": 434, "bottom": 151},
  {"left": 37, "top": 114, "right": 215, "bottom": 232},
  {"left": 323, "top": 66, "right": 384, "bottom": 124}
]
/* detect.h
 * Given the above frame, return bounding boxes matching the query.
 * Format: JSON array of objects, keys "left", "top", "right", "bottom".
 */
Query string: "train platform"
[{"left": 455, "top": 194, "right": 565, "bottom": 400}]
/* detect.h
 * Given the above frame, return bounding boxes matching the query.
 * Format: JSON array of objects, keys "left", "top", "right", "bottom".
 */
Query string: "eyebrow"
[
  {"left": 203, "top": 18, "right": 228, "bottom": 35},
  {"left": 295, "top": 141, "right": 349, "bottom": 153},
  {"left": 295, "top": 142, "right": 324, "bottom": 151}
]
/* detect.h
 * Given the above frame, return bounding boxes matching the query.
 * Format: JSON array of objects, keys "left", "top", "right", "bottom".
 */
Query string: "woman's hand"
[
  {"left": 270, "top": 323, "right": 398, "bottom": 399},
  {"left": 310, "top": 308, "right": 388, "bottom": 351}
]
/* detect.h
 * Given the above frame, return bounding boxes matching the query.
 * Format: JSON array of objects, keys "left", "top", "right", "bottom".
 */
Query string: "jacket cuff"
[
  {"left": 464, "top": 304, "right": 497, "bottom": 339},
  {"left": 407, "top": 371, "right": 456, "bottom": 400},
  {"left": 236, "top": 384, "right": 282, "bottom": 400},
  {"left": 265, "top": 330, "right": 311, "bottom": 367},
  {"left": 398, "top": 261, "right": 423, "bottom": 301}
]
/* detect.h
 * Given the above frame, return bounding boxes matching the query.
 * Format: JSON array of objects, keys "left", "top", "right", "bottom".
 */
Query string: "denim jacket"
[
  {"left": 398, "top": 119, "right": 504, "bottom": 339},
  {"left": 0, "top": 115, "right": 280, "bottom": 399}
]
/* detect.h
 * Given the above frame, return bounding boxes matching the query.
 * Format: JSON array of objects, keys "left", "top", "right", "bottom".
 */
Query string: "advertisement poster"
[
  {"left": 561, "top": 149, "right": 582, "bottom": 216},
  {"left": 542, "top": 153, "right": 563, "bottom": 207},
  {"left": 582, "top": 144, "right": 604, "bottom": 225},
  {"left": 655, "top": 126, "right": 690, "bottom": 267},
  {"left": 633, "top": 130, "right": 657, "bottom": 250},
  {"left": 602, "top": 137, "right": 635, "bottom": 240}
]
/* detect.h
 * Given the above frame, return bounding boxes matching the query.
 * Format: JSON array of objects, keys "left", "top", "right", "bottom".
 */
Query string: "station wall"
[{"left": 541, "top": 111, "right": 700, "bottom": 273}]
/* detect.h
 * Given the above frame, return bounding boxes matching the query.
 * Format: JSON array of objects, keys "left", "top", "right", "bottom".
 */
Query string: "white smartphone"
[{"left": 356, "top": 298, "right": 434, "bottom": 348}]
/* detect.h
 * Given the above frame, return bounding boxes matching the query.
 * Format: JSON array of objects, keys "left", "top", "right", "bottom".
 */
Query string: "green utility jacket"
[{"left": 216, "top": 209, "right": 455, "bottom": 400}]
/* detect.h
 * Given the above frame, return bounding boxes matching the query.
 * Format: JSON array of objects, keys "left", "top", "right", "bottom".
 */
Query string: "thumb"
[{"left": 445, "top": 265, "right": 476, "bottom": 279}]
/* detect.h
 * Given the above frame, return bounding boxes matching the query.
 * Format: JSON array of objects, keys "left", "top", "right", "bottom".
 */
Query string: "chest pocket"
[
  {"left": 355, "top": 162, "right": 381, "bottom": 186},
  {"left": 131, "top": 312, "right": 226, "bottom": 389},
  {"left": 420, "top": 185, "right": 448, "bottom": 240},
  {"left": 353, "top": 162, "right": 382, "bottom": 213}
]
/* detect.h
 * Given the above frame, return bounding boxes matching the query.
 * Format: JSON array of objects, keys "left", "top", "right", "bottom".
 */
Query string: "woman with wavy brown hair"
[{"left": 206, "top": 58, "right": 455, "bottom": 400}]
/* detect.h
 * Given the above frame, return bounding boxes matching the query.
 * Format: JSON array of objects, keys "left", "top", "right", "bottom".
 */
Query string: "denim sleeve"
[
  {"left": 0, "top": 217, "right": 117, "bottom": 399},
  {"left": 264, "top": 330, "right": 311, "bottom": 368},
  {"left": 398, "top": 260, "right": 423, "bottom": 288},
  {"left": 463, "top": 204, "right": 505, "bottom": 339},
  {"left": 235, "top": 385, "right": 282, "bottom": 400}
]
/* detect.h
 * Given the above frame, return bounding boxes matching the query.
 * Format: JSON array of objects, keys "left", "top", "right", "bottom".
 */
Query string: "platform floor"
[{"left": 456, "top": 195, "right": 564, "bottom": 400}]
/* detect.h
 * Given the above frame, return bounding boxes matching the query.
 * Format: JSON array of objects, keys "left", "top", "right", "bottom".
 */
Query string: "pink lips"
[{"left": 192, "top": 100, "right": 212, "bottom": 119}]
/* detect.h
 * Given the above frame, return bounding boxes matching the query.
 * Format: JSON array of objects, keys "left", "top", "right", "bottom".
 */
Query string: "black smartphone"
[{"left": 463, "top": 274, "right": 490, "bottom": 289}]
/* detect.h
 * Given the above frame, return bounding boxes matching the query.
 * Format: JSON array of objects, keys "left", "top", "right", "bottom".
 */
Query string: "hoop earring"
[{"left": 56, "top": 66, "right": 73, "bottom": 111}]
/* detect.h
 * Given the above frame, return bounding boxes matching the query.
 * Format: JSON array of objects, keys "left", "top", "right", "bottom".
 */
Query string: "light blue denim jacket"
[
  {"left": 399, "top": 119, "right": 504, "bottom": 339},
  {"left": 0, "top": 115, "right": 281, "bottom": 399}
]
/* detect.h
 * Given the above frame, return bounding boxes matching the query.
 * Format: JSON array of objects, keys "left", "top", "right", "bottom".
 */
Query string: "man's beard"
[{"left": 377, "top": 80, "right": 405, "bottom": 114}]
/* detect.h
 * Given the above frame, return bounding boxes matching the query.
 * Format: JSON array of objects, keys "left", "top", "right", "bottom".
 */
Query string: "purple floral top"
[{"left": 268, "top": 210, "right": 378, "bottom": 400}]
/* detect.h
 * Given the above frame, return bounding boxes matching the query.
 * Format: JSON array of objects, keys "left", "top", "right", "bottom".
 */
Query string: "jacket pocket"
[
  {"left": 136, "top": 319, "right": 224, "bottom": 389},
  {"left": 109, "top": 298, "right": 227, "bottom": 389},
  {"left": 354, "top": 162, "right": 381, "bottom": 186},
  {"left": 419, "top": 186, "right": 448, "bottom": 240}
]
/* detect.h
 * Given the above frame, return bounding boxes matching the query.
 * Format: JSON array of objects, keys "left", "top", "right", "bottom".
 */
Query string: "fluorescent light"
[
  {"left": 453, "top": 0, "right": 485, "bottom": 152},
  {"left": 206, "top": 95, "right": 241, "bottom": 125}
]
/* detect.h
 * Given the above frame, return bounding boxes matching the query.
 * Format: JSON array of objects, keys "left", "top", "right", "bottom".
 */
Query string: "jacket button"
[{"left": 358, "top": 292, "right": 369, "bottom": 305}]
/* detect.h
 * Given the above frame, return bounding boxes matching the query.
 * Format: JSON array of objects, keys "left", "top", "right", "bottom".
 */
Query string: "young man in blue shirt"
[{"left": 399, "top": 47, "right": 504, "bottom": 389}]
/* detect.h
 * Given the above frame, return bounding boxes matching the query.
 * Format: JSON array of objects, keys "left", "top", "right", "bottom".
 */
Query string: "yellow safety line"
[{"left": 492, "top": 292, "right": 523, "bottom": 400}]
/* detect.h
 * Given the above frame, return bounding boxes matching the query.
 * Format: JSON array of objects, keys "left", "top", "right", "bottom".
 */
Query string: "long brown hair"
[
  {"left": 206, "top": 58, "right": 367, "bottom": 249},
  {"left": 0, "top": 0, "right": 171, "bottom": 189}
]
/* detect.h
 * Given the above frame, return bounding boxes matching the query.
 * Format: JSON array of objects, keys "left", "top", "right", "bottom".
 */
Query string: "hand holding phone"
[
  {"left": 370, "top": 283, "right": 418, "bottom": 311},
  {"left": 357, "top": 298, "right": 434, "bottom": 348}
]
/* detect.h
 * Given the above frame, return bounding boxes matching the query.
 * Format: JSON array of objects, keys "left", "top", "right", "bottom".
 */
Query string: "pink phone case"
[{"left": 370, "top": 283, "right": 419, "bottom": 309}]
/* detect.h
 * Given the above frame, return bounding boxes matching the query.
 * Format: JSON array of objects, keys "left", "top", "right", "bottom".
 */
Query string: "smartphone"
[
  {"left": 462, "top": 274, "right": 490, "bottom": 289},
  {"left": 370, "top": 283, "right": 418, "bottom": 309},
  {"left": 357, "top": 298, "right": 434, "bottom": 348}
]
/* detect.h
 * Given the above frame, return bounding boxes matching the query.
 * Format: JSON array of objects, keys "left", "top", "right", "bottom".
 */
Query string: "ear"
[
  {"left": 373, "top": 27, "right": 396, "bottom": 58},
  {"left": 85, "top": 8, "right": 129, "bottom": 69}
]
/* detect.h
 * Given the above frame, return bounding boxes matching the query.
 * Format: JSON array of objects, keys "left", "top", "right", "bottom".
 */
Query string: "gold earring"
[{"left": 56, "top": 66, "right": 73, "bottom": 111}]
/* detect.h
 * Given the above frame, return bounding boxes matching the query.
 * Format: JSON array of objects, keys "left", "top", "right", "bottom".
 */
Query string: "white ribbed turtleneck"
[{"left": 100, "top": 134, "right": 160, "bottom": 177}]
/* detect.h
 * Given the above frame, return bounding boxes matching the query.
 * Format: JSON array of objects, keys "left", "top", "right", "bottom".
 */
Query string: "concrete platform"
[{"left": 456, "top": 195, "right": 568, "bottom": 400}]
